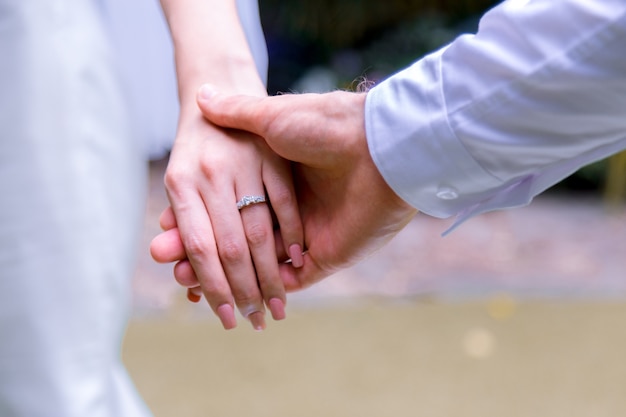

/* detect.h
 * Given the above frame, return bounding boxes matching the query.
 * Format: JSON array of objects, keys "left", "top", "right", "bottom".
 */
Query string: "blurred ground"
[{"left": 124, "top": 158, "right": 626, "bottom": 417}]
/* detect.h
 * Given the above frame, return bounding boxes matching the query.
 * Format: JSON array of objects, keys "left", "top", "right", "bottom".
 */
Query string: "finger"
[
  {"left": 173, "top": 259, "right": 199, "bottom": 288},
  {"left": 263, "top": 160, "right": 304, "bottom": 268},
  {"left": 198, "top": 88, "right": 364, "bottom": 170},
  {"left": 278, "top": 252, "right": 329, "bottom": 293},
  {"left": 187, "top": 287, "right": 202, "bottom": 303},
  {"left": 159, "top": 206, "right": 177, "bottom": 230},
  {"left": 166, "top": 190, "right": 238, "bottom": 330},
  {"left": 237, "top": 197, "right": 287, "bottom": 321},
  {"left": 197, "top": 85, "right": 325, "bottom": 165},
  {"left": 150, "top": 228, "right": 186, "bottom": 263},
  {"left": 197, "top": 87, "right": 316, "bottom": 164},
  {"left": 204, "top": 188, "right": 267, "bottom": 330},
  {"left": 197, "top": 85, "right": 269, "bottom": 136},
  {"left": 274, "top": 228, "right": 289, "bottom": 262}
]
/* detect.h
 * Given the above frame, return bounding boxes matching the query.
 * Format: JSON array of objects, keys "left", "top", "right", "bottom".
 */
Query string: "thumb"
[
  {"left": 197, "top": 84, "right": 341, "bottom": 166},
  {"left": 196, "top": 84, "right": 314, "bottom": 164},
  {"left": 196, "top": 84, "right": 268, "bottom": 137}
]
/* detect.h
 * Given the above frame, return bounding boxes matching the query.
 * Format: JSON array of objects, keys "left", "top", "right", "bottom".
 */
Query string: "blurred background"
[{"left": 125, "top": 1, "right": 626, "bottom": 416}]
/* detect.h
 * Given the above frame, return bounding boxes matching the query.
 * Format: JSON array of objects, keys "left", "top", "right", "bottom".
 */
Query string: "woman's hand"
[
  {"left": 152, "top": 112, "right": 303, "bottom": 331},
  {"left": 155, "top": 0, "right": 303, "bottom": 330}
]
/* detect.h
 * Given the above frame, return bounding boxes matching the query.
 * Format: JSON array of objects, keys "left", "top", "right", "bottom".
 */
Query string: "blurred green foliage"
[
  {"left": 260, "top": 0, "right": 498, "bottom": 48},
  {"left": 259, "top": 0, "right": 499, "bottom": 91}
]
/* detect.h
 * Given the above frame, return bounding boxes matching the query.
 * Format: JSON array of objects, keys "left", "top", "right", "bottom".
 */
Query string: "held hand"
[
  {"left": 155, "top": 0, "right": 305, "bottom": 331},
  {"left": 194, "top": 87, "right": 418, "bottom": 290},
  {"left": 151, "top": 112, "right": 303, "bottom": 330}
]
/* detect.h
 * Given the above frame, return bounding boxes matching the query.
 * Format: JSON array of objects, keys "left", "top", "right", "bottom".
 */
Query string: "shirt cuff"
[{"left": 364, "top": 48, "right": 529, "bottom": 220}]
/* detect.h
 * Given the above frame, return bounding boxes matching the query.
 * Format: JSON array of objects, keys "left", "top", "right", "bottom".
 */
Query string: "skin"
[
  {"left": 150, "top": 87, "right": 418, "bottom": 307},
  {"left": 158, "top": 0, "right": 303, "bottom": 330}
]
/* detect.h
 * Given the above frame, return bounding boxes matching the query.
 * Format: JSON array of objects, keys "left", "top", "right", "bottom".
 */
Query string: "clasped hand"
[{"left": 150, "top": 86, "right": 417, "bottom": 330}]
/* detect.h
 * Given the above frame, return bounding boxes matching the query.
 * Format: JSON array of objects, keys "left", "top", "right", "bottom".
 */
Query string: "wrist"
[{"left": 177, "top": 60, "right": 266, "bottom": 104}]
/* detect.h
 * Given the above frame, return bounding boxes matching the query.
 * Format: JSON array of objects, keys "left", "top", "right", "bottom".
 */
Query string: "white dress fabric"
[
  {"left": 0, "top": 0, "right": 149, "bottom": 415},
  {"left": 0, "top": 0, "right": 267, "bottom": 416},
  {"left": 365, "top": 0, "right": 626, "bottom": 232}
]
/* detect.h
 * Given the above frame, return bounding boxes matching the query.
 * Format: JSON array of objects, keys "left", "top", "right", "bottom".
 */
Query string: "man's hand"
[{"left": 152, "top": 87, "right": 417, "bottom": 292}]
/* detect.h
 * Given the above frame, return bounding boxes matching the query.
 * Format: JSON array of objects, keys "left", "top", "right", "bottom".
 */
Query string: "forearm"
[{"left": 160, "top": 0, "right": 267, "bottom": 120}]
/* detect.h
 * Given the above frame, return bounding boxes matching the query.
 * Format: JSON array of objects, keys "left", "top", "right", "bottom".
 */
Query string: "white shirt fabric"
[{"left": 365, "top": 0, "right": 626, "bottom": 232}]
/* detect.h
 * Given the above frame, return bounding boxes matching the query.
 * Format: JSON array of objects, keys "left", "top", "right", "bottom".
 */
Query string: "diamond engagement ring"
[{"left": 236, "top": 195, "right": 267, "bottom": 210}]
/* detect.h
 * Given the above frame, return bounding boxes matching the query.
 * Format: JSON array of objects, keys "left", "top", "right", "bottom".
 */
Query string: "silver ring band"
[{"left": 236, "top": 195, "right": 266, "bottom": 210}]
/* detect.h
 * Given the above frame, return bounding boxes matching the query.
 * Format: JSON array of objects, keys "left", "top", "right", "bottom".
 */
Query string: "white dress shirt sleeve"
[{"left": 365, "top": 0, "right": 626, "bottom": 231}]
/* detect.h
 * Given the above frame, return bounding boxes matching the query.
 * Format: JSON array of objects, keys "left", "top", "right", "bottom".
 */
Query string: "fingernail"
[
  {"left": 198, "top": 84, "right": 216, "bottom": 100},
  {"left": 289, "top": 244, "right": 304, "bottom": 268},
  {"left": 248, "top": 311, "right": 266, "bottom": 331},
  {"left": 268, "top": 298, "right": 286, "bottom": 321},
  {"left": 187, "top": 288, "right": 201, "bottom": 303},
  {"left": 217, "top": 304, "right": 237, "bottom": 330}
]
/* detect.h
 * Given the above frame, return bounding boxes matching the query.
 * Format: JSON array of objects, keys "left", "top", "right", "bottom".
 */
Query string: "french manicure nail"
[
  {"left": 289, "top": 244, "right": 304, "bottom": 268},
  {"left": 248, "top": 311, "right": 266, "bottom": 331},
  {"left": 217, "top": 304, "right": 237, "bottom": 330},
  {"left": 268, "top": 298, "right": 286, "bottom": 321}
]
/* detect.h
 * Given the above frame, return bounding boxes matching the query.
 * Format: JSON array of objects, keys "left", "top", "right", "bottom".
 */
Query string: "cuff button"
[{"left": 436, "top": 186, "right": 459, "bottom": 200}]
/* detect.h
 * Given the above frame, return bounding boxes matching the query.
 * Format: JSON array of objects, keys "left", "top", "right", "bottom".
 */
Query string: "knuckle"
[
  {"left": 245, "top": 222, "right": 270, "bottom": 248},
  {"left": 269, "top": 187, "right": 294, "bottom": 209},
  {"left": 163, "top": 166, "right": 191, "bottom": 196},
  {"left": 173, "top": 262, "right": 197, "bottom": 287},
  {"left": 182, "top": 233, "right": 214, "bottom": 260},
  {"left": 217, "top": 239, "right": 246, "bottom": 264},
  {"left": 198, "top": 156, "right": 223, "bottom": 180}
]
